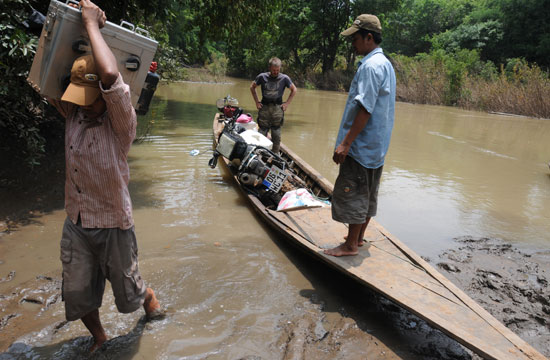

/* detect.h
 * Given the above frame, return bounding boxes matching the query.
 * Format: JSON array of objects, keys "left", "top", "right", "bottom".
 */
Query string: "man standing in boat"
[
  {"left": 38, "top": 0, "right": 163, "bottom": 351},
  {"left": 250, "top": 57, "right": 297, "bottom": 154},
  {"left": 324, "top": 14, "right": 396, "bottom": 257}
]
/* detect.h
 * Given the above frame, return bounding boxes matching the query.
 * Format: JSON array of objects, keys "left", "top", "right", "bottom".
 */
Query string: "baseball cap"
[
  {"left": 61, "top": 55, "right": 101, "bottom": 106},
  {"left": 341, "top": 14, "right": 382, "bottom": 36}
]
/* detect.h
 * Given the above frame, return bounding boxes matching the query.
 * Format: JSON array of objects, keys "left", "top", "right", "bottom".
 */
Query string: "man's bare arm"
[
  {"left": 333, "top": 105, "right": 370, "bottom": 164},
  {"left": 282, "top": 83, "right": 297, "bottom": 111},
  {"left": 79, "top": 0, "right": 118, "bottom": 89},
  {"left": 250, "top": 81, "right": 262, "bottom": 110}
]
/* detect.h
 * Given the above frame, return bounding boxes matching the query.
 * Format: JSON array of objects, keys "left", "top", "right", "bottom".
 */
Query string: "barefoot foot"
[
  {"left": 323, "top": 243, "right": 359, "bottom": 257},
  {"left": 89, "top": 334, "right": 107, "bottom": 352}
]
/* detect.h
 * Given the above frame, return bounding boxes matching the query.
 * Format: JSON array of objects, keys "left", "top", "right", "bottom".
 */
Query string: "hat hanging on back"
[
  {"left": 341, "top": 14, "right": 382, "bottom": 37},
  {"left": 61, "top": 55, "right": 101, "bottom": 106}
]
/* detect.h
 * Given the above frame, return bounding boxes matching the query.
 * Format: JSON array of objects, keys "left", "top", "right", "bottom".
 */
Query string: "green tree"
[
  {"left": 310, "top": 0, "right": 352, "bottom": 74},
  {"left": 492, "top": 0, "right": 550, "bottom": 68},
  {"left": 384, "top": 0, "right": 475, "bottom": 55},
  {"left": 273, "top": 0, "right": 313, "bottom": 74},
  {"left": 0, "top": 0, "right": 62, "bottom": 168},
  {"left": 430, "top": 20, "right": 503, "bottom": 61}
]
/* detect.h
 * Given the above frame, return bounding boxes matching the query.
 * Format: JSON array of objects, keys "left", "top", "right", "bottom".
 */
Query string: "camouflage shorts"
[{"left": 257, "top": 103, "right": 284, "bottom": 129}]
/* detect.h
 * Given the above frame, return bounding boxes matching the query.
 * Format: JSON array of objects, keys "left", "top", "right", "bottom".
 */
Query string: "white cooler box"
[{"left": 27, "top": 0, "right": 158, "bottom": 110}]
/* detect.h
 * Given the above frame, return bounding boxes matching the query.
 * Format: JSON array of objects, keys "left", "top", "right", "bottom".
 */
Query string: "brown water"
[{"left": 1, "top": 77, "right": 549, "bottom": 358}]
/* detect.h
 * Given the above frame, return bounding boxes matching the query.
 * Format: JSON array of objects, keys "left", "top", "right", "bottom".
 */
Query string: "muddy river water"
[{"left": 1, "top": 78, "right": 549, "bottom": 359}]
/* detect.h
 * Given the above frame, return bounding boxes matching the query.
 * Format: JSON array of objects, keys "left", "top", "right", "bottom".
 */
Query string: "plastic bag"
[{"left": 276, "top": 188, "right": 325, "bottom": 212}]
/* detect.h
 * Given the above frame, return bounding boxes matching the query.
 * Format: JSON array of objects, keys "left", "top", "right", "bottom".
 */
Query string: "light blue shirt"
[{"left": 335, "top": 47, "right": 396, "bottom": 169}]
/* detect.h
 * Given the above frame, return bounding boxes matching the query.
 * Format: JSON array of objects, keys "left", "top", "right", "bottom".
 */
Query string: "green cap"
[{"left": 341, "top": 14, "right": 382, "bottom": 36}]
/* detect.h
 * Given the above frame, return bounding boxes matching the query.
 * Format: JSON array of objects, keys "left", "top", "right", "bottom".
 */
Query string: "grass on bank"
[
  {"left": 392, "top": 50, "right": 550, "bottom": 119},
  {"left": 165, "top": 48, "right": 550, "bottom": 120}
]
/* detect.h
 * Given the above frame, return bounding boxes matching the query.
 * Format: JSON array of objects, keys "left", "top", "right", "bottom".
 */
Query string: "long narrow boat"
[{"left": 212, "top": 112, "right": 546, "bottom": 360}]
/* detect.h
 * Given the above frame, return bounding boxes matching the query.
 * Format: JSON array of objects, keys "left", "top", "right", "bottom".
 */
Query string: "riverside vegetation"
[{"left": 1, "top": 0, "right": 549, "bottom": 175}]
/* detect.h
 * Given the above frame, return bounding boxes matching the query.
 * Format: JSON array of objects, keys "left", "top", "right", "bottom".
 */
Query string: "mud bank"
[
  {"left": 434, "top": 236, "right": 550, "bottom": 358},
  {"left": 0, "top": 271, "right": 65, "bottom": 351},
  {"left": 275, "top": 293, "right": 478, "bottom": 360}
]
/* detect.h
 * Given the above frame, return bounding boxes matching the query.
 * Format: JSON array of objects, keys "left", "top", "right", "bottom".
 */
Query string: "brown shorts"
[
  {"left": 60, "top": 217, "right": 146, "bottom": 321},
  {"left": 331, "top": 156, "right": 383, "bottom": 224}
]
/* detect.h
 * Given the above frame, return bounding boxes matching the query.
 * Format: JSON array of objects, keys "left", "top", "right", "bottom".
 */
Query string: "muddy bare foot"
[
  {"left": 89, "top": 334, "right": 107, "bottom": 352},
  {"left": 143, "top": 288, "right": 165, "bottom": 320},
  {"left": 323, "top": 243, "right": 358, "bottom": 257}
]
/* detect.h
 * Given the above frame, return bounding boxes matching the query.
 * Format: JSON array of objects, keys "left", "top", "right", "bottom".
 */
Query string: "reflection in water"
[{"left": 1, "top": 78, "right": 549, "bottom": 358}]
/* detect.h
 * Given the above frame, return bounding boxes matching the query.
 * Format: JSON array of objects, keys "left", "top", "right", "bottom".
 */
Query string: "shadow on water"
[
  {"left": 0, "top": 150, "right": 65, "bottom": 230},
  {"left": 139, "top": 98, "right": 216, "bottom": 132},
  {"left": 0, "top": 317, "right": 148, "bottom": 360},
  {"left": 126, "top": 173, "right": 162, "bottom": 210}
]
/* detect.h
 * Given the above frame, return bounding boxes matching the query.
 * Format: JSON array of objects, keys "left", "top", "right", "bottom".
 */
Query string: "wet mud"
[
  {"left": 434, "top": 236, "right": 550, "bottom": 358},
  {"left": 276, "top": 312, "right": 395, "bottom": 360},
  {"left": 0, "top": 271, "right": 65, "bottom": 351},
  {"left": 274, "top": 295, "right": 477, "bottom": 360}
]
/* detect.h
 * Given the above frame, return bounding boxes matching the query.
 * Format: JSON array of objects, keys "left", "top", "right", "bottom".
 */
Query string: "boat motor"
[{"left": 216, "top": 94, "right": 242, "bottom": 120}]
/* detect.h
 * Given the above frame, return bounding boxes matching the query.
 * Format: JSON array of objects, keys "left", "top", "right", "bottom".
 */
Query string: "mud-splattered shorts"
[
  {"left": 60, "top": 217, "right": 146, "bottom": 321},
  {"left": 331, "top": 156, "right": 383, "bottom": 224}
]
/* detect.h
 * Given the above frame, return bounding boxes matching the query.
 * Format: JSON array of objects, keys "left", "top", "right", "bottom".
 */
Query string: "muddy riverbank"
[{"left": 434, "top": 237, "right": 550, "bottom": 357}]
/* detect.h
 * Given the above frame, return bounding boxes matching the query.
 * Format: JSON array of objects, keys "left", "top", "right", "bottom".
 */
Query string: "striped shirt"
[{"left": 50, "top": 74, "right": 137, "bottom": 229}]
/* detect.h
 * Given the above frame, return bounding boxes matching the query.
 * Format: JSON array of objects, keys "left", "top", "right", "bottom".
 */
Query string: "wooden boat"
[{"left": 212, "top": 113, "right": 546, "bottom": 360}]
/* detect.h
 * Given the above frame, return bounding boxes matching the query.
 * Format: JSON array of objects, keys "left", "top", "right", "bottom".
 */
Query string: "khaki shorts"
[
  {"left": 331, "top": 156, "right": 383, "bottom": 224},
  {"left": 60, "top": 217, "right": 146, "bottom": 321}
]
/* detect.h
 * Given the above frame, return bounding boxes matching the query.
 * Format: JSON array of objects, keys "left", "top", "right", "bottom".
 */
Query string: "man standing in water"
[
  {"left": 42, "top": 0, "right": 163, "bottom": 351},
  {"left": 250, "top": 57, "right": 297, "bottom": 154},
  {"left": 324, "top": 14, "right": 396, "bottom": 257}
]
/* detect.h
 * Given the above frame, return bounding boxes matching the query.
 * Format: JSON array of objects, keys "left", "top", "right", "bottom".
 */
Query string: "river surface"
[{"left": 1, "top": 77, "right": 549, "bottom": 359}]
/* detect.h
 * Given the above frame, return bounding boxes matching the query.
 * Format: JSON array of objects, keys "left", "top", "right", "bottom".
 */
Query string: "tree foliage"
[{"left": 0, "top": 0, "right": 62, "bottom": 168}]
